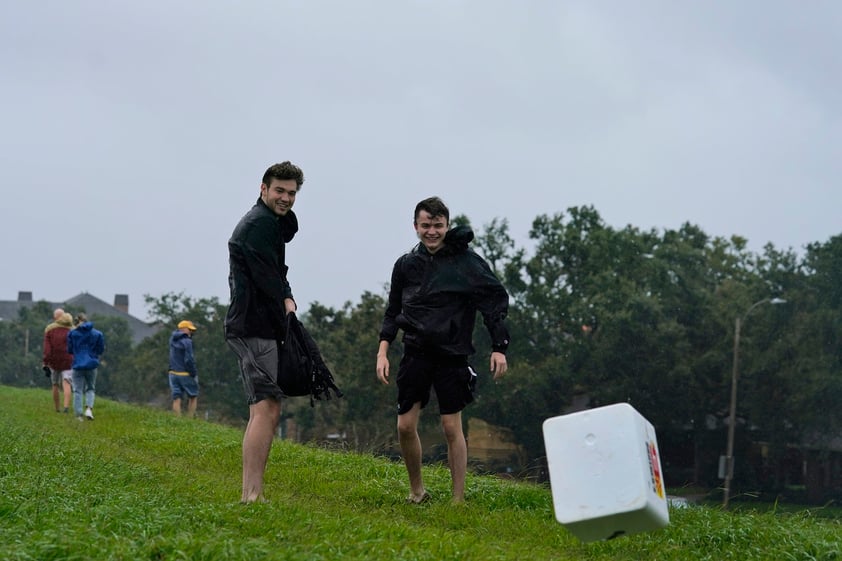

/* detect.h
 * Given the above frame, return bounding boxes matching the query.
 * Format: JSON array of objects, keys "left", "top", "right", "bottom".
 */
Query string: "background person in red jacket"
[{"left": 43, "top": 310, "right": 74, "bottom": 413}]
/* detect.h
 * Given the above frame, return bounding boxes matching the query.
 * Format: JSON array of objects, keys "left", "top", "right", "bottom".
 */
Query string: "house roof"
[
  {"left": 0, "top": 292, "right": 160, "bottom": 345},
  {"left": 0, "top": 301, "right": 26, "bottom": 323}
]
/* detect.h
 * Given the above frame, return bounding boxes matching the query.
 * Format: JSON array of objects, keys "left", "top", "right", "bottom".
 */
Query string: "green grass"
[{"left": 1, "top": 386, "right": 839, "bottom": 561}]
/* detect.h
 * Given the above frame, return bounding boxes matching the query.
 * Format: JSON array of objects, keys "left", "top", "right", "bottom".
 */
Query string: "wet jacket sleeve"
[
  {"left": 183, "top": 338, "right": 197, "bottom": 376},
  {"left": 379, "top": 256, "right": 404, "bottom": 343},
  {"left": 468, "top": 253, "right": 510, "bottom": 353},
  {"left": 94, "top": 332, "right": 105, "bottom": 357}
]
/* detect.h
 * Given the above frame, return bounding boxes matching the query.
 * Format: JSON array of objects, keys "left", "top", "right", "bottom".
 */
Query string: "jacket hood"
[
  {"left": 441, "top": 225, "right": 474, "bottom": 254},
  {"left": 170, "top": 330, "right": 191, "bottom": 342},
  {"left": 75, "top": 321, "right": 94, "bottom": 332},
  {"left": 256, "top": 197, "right": 298, "bottom": 243},
  {"left": 280, "top": 210, "right": 298, "bottom": 243}
]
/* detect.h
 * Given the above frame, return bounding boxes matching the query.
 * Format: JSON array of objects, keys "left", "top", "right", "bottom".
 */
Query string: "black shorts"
[
  {"left": 395, "top": 352, "right": 477, "bottom": 415},
  {"left": 227, "top": 337, "right": 284, "bottom": 405}
]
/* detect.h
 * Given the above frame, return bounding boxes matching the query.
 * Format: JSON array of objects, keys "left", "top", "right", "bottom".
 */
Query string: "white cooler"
[{"left": 542, "top": 403, "right": 669, "bottom": 542}]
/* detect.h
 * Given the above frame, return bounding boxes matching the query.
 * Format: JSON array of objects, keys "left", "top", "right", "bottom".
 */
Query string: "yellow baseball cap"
[{"left": 178, "top": 320, "right": 197, "bottom": 331}]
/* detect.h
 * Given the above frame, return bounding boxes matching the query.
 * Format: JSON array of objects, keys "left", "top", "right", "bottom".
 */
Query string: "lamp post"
[{"left": 722, "top": 297, "right": 786, "bottom": 508}]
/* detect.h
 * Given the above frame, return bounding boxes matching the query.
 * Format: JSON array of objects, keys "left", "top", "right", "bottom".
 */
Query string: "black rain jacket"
[
  {"left": 225, "top": 198, "right": 298, "bottom": 340},
  {"left": 379, "top": 225, "right": 510, "bottom": 356}
]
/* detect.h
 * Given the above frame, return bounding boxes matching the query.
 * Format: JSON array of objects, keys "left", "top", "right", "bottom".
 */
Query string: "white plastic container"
[{"left": 542, "top": 403, "right": 669, "bottom": 542}]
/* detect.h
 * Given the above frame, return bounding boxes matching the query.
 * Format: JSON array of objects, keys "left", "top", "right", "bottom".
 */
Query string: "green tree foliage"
[
  {"left": 786, "top": 236, "right": 842, "bottom": 439},
  {"left": 464, "top": 207, "right": 816, "bottom": 493},
  {"left": 0, "top": 301, "right": 53, "bottom": 386}
]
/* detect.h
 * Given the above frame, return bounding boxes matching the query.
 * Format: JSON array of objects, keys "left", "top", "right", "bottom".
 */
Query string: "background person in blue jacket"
[
  {"left": 376, "top": 196, "right": 510, "bottom": 504},
  {"left": 168, "top": 320, "right": 199, "bottom": 416},
  {"left": 67, "top": 313, "right": 105, "bottom": 421}
]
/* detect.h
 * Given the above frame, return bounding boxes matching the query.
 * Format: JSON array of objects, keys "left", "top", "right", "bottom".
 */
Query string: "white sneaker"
[{"left": 84, "top": 407, "right": 94, "bottom": 420}]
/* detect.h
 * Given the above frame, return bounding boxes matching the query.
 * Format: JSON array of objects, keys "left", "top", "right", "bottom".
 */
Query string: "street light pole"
[
  {"left": 722, "top": 297, "right": 786, "bottom": 508},
  {"left": 722, "top": 315, "right": 742, "bottom": 509}
]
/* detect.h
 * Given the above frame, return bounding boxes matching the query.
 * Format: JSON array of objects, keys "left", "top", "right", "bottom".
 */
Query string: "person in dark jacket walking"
[
  {"left": 43, "top": 310, "right": 74, "bottom": 413},
  {"left": 224, "top": 161, "right": 303, "bottom": 504},
  {"left": 376, "top": 196, "right": 510, "bottom": 504},
  {"left": 168, "top": 320, "right": 199, "bottom": 416},
  {"left": 67, "top": 313, "right": 105, "bottom": 421}
]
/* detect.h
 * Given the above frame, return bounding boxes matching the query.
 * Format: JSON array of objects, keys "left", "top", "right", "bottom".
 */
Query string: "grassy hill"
[{"left": 1, "top": 386, "right": 839, "bottom": 561}]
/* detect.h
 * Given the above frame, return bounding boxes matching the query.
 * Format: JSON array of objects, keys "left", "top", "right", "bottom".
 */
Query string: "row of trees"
[{"left": 3, "top": 206, "right": 840, "bottom": 501}]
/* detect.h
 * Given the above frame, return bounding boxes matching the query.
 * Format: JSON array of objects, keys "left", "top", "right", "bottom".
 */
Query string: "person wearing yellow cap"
[{"left": 168, "top": 320, "right": 199, "bottom": 416}]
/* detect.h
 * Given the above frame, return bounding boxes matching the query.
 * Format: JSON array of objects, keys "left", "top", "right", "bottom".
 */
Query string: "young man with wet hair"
[
  {"left": 225, "top": 161, "right": 304, "bottom": 503},
  {"left": 376, "top": 196, "right": 510, "bottom": 503}
]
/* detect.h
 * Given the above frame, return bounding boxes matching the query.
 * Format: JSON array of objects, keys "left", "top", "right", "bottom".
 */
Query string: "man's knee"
[
  {"left": 251, "top": 397, "right": 281, "bottom": 422},
  {"left": 440, "top": 414, "right": 464, "bottom": 440},
  {"left": 397, "top": 403, "right": 421, "bottom": 435},
  {"left": 397, "top": 421, "right": 416, "bottom": 439},
  {"left": 397, "top": 419, "right": 420, "bottom": 440}
]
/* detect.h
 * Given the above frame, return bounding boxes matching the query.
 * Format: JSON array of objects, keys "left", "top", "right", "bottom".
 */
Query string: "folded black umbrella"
[{"left": 278, "top": 313, "right": 343, "bottom": 406}]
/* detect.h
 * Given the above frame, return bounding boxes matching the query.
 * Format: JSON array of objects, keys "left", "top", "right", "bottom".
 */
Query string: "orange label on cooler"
[{"left": 646, "top": 440, "right": 665, "bottom": 498}]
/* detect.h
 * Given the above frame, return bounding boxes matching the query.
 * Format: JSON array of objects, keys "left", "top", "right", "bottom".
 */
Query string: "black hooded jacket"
[
  {"left": 225, "top": 198, "right": 298, "bottom": 340},
  {"left": 379, "top": 225, "right": 510, "bottom": 356}
]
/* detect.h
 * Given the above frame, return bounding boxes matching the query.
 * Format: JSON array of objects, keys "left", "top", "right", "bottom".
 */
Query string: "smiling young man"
[
  {"left": 225, "top": 161, "right": 303, "bottom": 503},
  {"left": 376, "top": 196, "right": 510, "bottom": 504}
]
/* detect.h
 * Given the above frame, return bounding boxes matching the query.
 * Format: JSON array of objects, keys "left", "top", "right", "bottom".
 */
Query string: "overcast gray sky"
[{"left": 2, "top": 1, "right": 839, "bottom": 322}]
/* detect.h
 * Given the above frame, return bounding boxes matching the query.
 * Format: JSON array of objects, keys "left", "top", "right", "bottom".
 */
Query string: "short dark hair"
[
  {"left": 414, "top": 196, "right": 449, "bottom": 224},
  {"left": 262, "top": 161, "right": 305, "bottom": 189}
]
